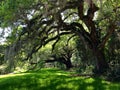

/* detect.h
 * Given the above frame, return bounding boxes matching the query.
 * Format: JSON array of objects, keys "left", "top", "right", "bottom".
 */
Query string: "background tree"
[{"left": 0, "top": 44, "right": 6, "bottom": 65}]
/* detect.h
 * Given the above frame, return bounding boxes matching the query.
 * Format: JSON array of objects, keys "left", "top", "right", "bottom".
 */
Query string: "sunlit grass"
[
  {"left": 0, "top": 73, "right": 31, "bottom": 78},
  {"left": 0, "top": 68, "right": 120, "bottom": 90}
]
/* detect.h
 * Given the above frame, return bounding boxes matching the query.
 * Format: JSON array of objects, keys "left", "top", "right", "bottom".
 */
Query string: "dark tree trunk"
[
  {"left": 45, "top": 55, "right": 73, "bottom": 70},
  {"left": 93, "top": 48, "right": 109, "bottom": 75},
  {"left": 65, "top": 59, "right": 73, "bottom": 70},
  {"left": 58, "top": 57, "right": 73, "bottom": 70}
]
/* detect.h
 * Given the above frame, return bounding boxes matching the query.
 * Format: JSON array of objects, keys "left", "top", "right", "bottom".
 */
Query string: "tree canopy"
[{"left": 0, "top": 0, "right": 120, "bottom": 75}]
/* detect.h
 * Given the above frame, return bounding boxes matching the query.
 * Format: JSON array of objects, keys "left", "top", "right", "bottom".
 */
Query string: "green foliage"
[
  {"left": 105, "top": 32, "right": 120, "bottom": 81},
  {"left": 0, "top": 0, "right": 120, "bottom": 75},
  {"left": 52, "top": 35, "right": 76, "bottom": 57},
  {"left": 0, "top": 68, "right": 120, "bottom": 90},
  {"left": 74, "top": 37, "right": 94, "bottom": 74},
  {"left": 0, "top": 0, "right": 35, "bottom": 27}
]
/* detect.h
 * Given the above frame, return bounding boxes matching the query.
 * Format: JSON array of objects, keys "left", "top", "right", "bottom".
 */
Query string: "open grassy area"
[{"left": 0, "top": 68, "right": 120, "bottom": 90}]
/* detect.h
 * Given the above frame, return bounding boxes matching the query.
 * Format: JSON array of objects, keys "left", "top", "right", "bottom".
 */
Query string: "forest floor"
[{"left": 0, "top": 68, "right": 120, "bottom": 90}]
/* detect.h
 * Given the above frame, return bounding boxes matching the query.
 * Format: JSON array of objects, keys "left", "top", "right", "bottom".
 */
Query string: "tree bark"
[
  {"left": 65, "top": 59, "right": 73, "bottom": 70},
  {"left": 45, "top": 56, "right": 73, "bottom": 70},
  {"left": 93, "top": 48, "right": 109, "bottom": 75}
]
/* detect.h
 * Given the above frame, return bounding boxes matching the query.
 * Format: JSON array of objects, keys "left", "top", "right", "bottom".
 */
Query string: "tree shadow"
[{"left": 0, "top": 69, "right": 120, "bottom": 90}]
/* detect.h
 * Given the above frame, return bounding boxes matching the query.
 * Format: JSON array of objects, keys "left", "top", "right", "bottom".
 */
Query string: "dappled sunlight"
[
  {"left": 53, "top": 72, "right": 68, "bottom": 76},
  {"left": 86, "top": 86, "right": 94, "bottom": 90},
  {"left": 0, "top": 68, "right": 120, "bottom": 90},
  {"left": 0, "top": 73, "right": 31, "bottom": 78},
  {"left": 84, "top": 78, "right": 95, "bottom": 83}
]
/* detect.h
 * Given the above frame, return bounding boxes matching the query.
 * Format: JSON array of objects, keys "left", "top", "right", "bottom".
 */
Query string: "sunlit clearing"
[
  {"left": 14, "top": 67, "right": 27, "bottom": 73},
  {"left": 55, "top": 72, "right": 68, "bottom": 76},
  {"left": 0, "top": 73, "right": 30, "bottom": 78}
]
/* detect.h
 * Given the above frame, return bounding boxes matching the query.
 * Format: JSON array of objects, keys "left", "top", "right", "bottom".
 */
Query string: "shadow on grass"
[{"left": 0, "top": 68, "right": 120, "bottom": 90}]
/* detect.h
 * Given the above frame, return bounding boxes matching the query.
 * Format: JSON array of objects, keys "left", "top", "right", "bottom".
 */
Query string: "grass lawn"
[{"left": 0, "top": 68, "right": 120, "bottom": 90}]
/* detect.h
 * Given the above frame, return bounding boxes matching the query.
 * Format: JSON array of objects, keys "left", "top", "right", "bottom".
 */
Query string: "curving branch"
[
  {"left": 24, "top": 31, "right": 72, "bottom": 60},
  {"left": 98, "top": 23, "right": 116, "bottom": 49}
]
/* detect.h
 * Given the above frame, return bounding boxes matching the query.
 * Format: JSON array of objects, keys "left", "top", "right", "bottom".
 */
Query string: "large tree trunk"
[
  {"left": 65, "top": 59, "right": 73, "bottom": 70},
  {"left": 93, "top": 48, "right": 109, "bottom": 75}
]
